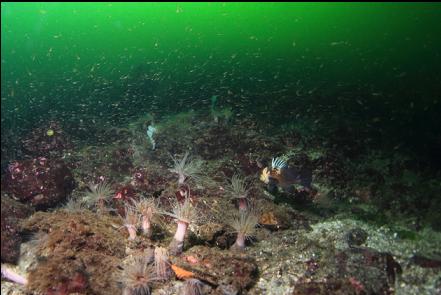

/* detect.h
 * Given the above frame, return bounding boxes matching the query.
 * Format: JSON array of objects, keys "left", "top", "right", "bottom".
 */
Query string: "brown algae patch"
[{"left": 21, "top": 210, "right": 125, "bottom": 294}]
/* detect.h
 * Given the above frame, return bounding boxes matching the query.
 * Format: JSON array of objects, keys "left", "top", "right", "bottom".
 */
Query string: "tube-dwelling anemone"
[
  {"left": 182, "top": 278, "right": 204, "bottom": 295},
  {"left": 224, "top": 174, "right": 252, "bottom": 211},
  {"left": 132, "top": 197, "right": 158, "bottom": 238},
  {"left": 117, "top": 253, "right": 157, "bottom": 295},
  {"left": 162, "top": 194, "right": 198, "bottom": 255},
  {"left": 154, "top": 247, "right": 172, "bottom": 281},
  {"left": 122, "top": 205, "right": 140, "bottom": 240},
  {"left": 1, "top": 264, "right": 27, "bottom": 285},
  {"left": 83, "top": 180, "right": 114, "bottom": 213},
  {"left": 169, "top": 152, "right": 204, "bottom": 185},
  {"left": 228, "top": 209, "right": 259, "bottom": 250},
  {"left": 63, "top": 197, "right": 87, "bottom": 213}
]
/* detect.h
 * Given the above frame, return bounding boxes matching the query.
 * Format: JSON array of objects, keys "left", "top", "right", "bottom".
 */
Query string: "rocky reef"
[{"left": 1, "top": 113, "right": 440, "bottom": 295}]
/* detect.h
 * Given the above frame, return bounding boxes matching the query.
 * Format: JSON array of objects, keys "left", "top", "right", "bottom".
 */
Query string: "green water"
[{"left": 1, "top": 2, "right": 441, "bottom": 160}]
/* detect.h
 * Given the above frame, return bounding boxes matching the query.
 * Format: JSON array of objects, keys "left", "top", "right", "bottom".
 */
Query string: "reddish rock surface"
[
  {"left": 3, "top": 157, "right": 75, "bottom": 209},
  {"left": 130, "top": 167, "right": 169, "bottom": 195}
]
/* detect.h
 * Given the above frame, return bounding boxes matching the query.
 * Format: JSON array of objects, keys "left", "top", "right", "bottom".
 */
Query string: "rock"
[
  {"left": 214, "top": 284, "right": 240, "bottom": 295},
  {"left": 31, "top": 257, "right": 90, "bottom": 295},
  {"left": 258, "top": 200, "right": 311, "bottom": 231},
  {"left": 334, "top": 247, "right": 402, "bottom": 294},
  {"left": 1, "top": 280, "right": 27, "bottom": 295},
  {"left": 194, "top": 222, "right": 226, "bottom": 244},
  {"left": 171, "top": 245, "right": 258, "bottom": 292},
  {"left": 3, "top": 157, "right": 75, "bottom": 209},
  {"left": 109, "top": 147, "right": 133, "bottom": 174},
  {"left": 292, "top": 279, "right": 361, "bottom": 295},
  {"left": 112, "top": 184, "right": 138, "bottom": 216},
  {"left": 23, "top": 210, "right": 124, "bottom": 294},
  {"left": 130, "top": 166, "right": 169, "bottom": 196},
  {"left": 130, "top": 167, "right": 152, "bottom": 192},
  {"left": 346, "top": 227, "right": 368, "bottom": 247},
  {"left": 22, "top": 210, "right": 125, "bottom": 258},
  {"left": 1, "top": 196, "right": 33, "bottom": 263},
  {"left": 22, "top": 121, "right": 71, "bottom": 158},
  {"left": 410, "top": 255, "right": 441, "bottom": 268}
]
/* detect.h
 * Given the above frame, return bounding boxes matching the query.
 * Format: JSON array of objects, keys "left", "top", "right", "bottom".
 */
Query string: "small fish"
[{"left": 260, "top": 157, "right": 312, "bottom": 193}]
